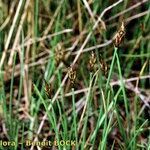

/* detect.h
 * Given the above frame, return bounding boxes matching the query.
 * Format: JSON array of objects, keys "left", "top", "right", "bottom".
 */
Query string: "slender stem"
[
  {"left": 115, "top": 51, "right": 129, "bottom": 113},
  {"left": 115, "top": 50, "right": 130, "bottom": 138},
  {"left": 72, "top": 88, "right": 78, "bottom": 148},
  {"left": 106, "top": 47, "right": 118, "bottom": 89}
]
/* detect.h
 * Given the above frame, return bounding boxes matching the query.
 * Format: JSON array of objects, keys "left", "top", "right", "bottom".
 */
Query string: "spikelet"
[
  {"left": 87, "top": 51, "right": 97, "bottom": 72},
  {"left": 113, "top": 21, "right": 126, "bottom": 47},
  {"left": 55, "top": 43, "right": 65, "bottom": 66},
  {"left": 100, "top": 58, "right": 108, "bottom": 76},
  {"left": 68, "top": 67, "right": 76, "bottom": 85},
  {"left": 44, "top": 79, "right": 52, "bottom": 98}
]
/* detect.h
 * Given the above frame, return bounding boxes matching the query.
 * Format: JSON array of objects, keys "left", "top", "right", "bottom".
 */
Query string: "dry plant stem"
[
  {"left": 110, "top": 75, "right": 150, "bottom": 86},
  {"left": 126, "top": 10, "right": 150, "bottom": 23},
  {"left": 30, "top": 1, "right": 123, "bottom": 149},
  {"left": 138, "top": 105, "right": 146, "bottom": 117},
  {"left": 58, "top": 75, "right": 150, "bottom": 98},
  {"left": 84, "top": 132, "right": 92, "bottom": 149},
  {"left": 125, "top": 36, "right": 143, "bottom": 63},
  {"left": 125, "top": 82, "right": 150, "bottom": 109},
  {"left": 8, "top": 0, "right": 31, "bottom": 66},
  {"left": 18, "top": 41, "right": 30, "bottom": 111},
  {"left": 106, "top": 0, "right": 148, "bottom": 22},
  {"left": 28, "top": 57, "right": 49, "bottom": 67},
  {"left": 0, "top": 0, "right": 24, "bottom": 69},
  {"left": 78, "top": 71, "right": 98, "bottom": 132},
  {"left": 135, "top": 60, "right": 148, "bottom": 89},
  {"left": 23, "top": 64, "right": 29, "bottom": 111},
  {"left": 7, "top": 29, "right": 73, "bottom": 53},
  {"left": 72, "top": 39, "right": 113, "bottom": 55},
  {"left": 10, "top": 29, "right": 76, "bottom": 62},
  {"left": 83, "top": 0, "right": 95, "bottom": 22},
  {"left": 43, "top": 0, "right": 64, "bottom": 35},
  {"left": 67, "top": 97, "right": 86, "bottom": 121},
  {"left": 78, "top": 85, "right": 92, "bottom": 144},
  {"left": 77, "top": 0, "right": 82, "bottom": 32},
  {"left": 0, "top": 0, "right": 17, "bottom": 31},
  {"left": 108, "top": 10, "right": 150, "bottom": 29},
  {"left": 101, "top": 89, "right": 106, "bottom": 113}
]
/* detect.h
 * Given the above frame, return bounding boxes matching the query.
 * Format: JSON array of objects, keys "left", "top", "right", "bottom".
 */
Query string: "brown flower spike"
[
  {"left": 113, "top": 21, "right": 126, "bottom": 47},
  {"left": 68, "top": 67, "right": 76, "bottom": 85},
  {"left": 44, "top": 79, "right": 52, "bottom": 98},
  {"left": 88, "top": 51, "right": 97, "bottom": 72},
  {"left": 55, "top": 43, "right": 65, "bottom": 66},
  {"left": 100, "top": 58, "right": 108, "bottom": 76}
]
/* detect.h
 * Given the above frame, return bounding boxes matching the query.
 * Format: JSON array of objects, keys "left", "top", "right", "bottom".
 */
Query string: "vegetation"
[{"left": 0, "top": 0, "right": 150, "bottom": 149}]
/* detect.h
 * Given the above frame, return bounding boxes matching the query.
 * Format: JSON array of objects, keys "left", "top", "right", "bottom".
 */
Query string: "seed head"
[
  {"left": 100, "top": 58, "right": 108, "bottom": 76},
  {"left": 68, "top": 67, "right": 76, "bottom": 85},
  {"left": 88, "top": 51, "right": 97, "bottom": 72},
  {"left": 113, "top": 21, "right": 126, "bottom": 47},
  {"left": 44, "top": 79, "right": 52, "bottom": 98},
  {"left": 55, "top": 43, "right": 65, "bottom": 66}
]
